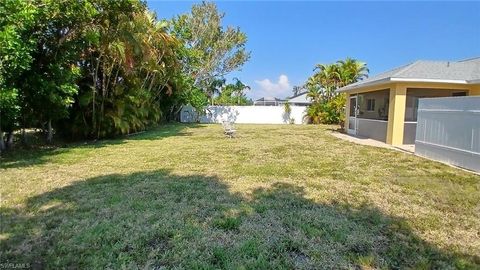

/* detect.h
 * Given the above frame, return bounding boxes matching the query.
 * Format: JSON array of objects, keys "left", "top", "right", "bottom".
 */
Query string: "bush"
[{"left": 306, "top": 94, "right": 346, "bottom": 125}]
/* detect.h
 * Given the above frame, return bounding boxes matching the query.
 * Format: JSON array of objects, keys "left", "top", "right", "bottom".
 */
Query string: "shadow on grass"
[
  {"left": 0, "top": 124, "right": 201, "bottom": 169},
  {"left": 1, "top": 170, "right": 477, "bottom": 268}
]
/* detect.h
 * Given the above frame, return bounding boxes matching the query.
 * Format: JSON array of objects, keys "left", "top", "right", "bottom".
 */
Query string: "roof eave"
[
  {"left": 336, "top": 78, "right": 392, "bottom": 93},
  {"left": 467, "top": 79, "right": 480, "bottom": 84},
  {"left": 337, "top": 77, "right": 473, "bottom": 93}
]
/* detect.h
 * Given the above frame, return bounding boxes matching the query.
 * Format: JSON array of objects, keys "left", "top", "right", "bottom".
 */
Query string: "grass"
[{"left": 1, "top": 124, "right": 479, "bottom": 269}]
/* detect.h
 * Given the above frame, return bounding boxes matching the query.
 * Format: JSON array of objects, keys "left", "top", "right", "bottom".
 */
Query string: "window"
[
  {"left": 452, "top": 92, "right": 466, "bottom": 96},
  {"left": 366, "top": 99, "right": 375, "bottom": 111}
]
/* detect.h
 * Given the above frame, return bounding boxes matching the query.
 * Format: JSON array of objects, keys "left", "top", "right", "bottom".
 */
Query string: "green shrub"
[{"left": 306, "top": 93, "right": 346, "bottom": 125}]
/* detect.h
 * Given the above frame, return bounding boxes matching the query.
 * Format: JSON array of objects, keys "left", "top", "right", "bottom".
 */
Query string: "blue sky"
[{"left": 147, "top": 1, "right": 480, "bottom": 99}]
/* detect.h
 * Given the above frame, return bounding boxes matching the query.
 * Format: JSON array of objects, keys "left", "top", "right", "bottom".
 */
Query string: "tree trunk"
[
  {"left": 21, "top": 114, "right": 27, "bottom": 145},
  {"left": 0, "top": 110, "right": 4, "bottom": 153},
  {"left": 21, "top": 128, "right": 27, "bottom": 145},
  {"left": 46, "top": 119, "right": 53, "bottom": 144},
  {"left": 174, "top": 105, "right": 183, "bottom": 122},
  {"left": 92, "top": 55, "right": 102, "bottom": 137},
  {"left": 6, "top": 132, "right": 14, "bottom": 149},
  {"left": 0, "top": 130, "right": 5, "bottom": 154},
  {"left": 99, "top": 62, "right": 106, "bottom": 139}
]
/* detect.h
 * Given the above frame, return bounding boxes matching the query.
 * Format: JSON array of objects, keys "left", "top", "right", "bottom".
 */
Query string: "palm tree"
[
  {"left": 336, "top": 58, "right": 369, "bottom": 87},
  {"left": 231, "top": 78, "right": 250, "bottom": 104},
  {"left": 85, "top": 10, "right": 180, "bottom": 137},
  {"left": 206, "top": 77, "right": 226, "bottom": 105},
  {"left": 303, "top": 58, "right": 369, "bottom": 125},
  {"left": 312, "top": 63, "right": 341, "bottom": 100},
  {"left": 305, "top": 76, "right": 321, "bottom": 103},
  {"left": 292, "top": 85, "right": 303, "bottom": 96},
  {"left": 309, "top": 59, "right": 368, "bottom": 101}
]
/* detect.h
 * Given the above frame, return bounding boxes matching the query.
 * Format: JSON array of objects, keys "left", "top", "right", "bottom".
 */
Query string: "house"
[
  {"left": 337, "top": 57, "right": 480, "bottom": 145},
  {"left": 253, "top": 97, "right": 286, "bottom": 106},
  {"left": 285, "top": 92, "right": 312, "bottom": 106}
]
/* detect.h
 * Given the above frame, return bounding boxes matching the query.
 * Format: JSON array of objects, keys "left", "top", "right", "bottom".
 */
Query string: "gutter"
[{"left": 337, "top": 77, "right": 475, "bottom": 93}]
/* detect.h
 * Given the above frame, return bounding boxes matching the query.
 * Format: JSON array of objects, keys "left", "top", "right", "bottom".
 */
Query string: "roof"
[
  {"left": 254, "top": 97, "right": 285, "bottom": 102},
  {"left": 286, "top": 92, "right": 312, "bottom": 104},
  {"left": 287, "top": 91, "right": 307, "bottom": 99},
  {"left": 337, "top": 57, "right": 480, "bottom": 92}
]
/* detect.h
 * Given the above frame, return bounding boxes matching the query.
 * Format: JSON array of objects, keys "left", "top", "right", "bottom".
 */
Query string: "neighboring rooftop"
[
  {"left": 254, "top": 97, "right": 285, "bottom": 102},
  {"left": 253, "top": 96, "right": 285, "bottom": 106},
  {"left": 337, "top": 57, "right": 480, "bottom": 92},
  {"left": 286, "top": 92, "right": 312, "bottom": 104}
]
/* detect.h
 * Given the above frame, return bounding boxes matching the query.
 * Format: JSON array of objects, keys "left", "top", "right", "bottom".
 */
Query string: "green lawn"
[{"left": 1, "top": 124, "right": 479, "bottom": 269}]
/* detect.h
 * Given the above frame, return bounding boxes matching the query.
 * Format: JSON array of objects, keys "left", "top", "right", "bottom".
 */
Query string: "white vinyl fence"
[
  {"left": 180, "top": 105, "right": 308, "bottom": 124},
  {"left": 415, "top": 96, "right": 480, "bottom": 172}
]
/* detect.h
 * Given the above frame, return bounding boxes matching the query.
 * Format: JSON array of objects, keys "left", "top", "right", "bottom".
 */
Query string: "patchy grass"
[{"left": 1, "top": 124, "right": 479, "bottom": 269}]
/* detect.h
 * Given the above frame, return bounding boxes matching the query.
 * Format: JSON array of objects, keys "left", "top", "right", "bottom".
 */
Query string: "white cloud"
[{"left": 253, "top": 74, "right": 291, "bottom": 99}]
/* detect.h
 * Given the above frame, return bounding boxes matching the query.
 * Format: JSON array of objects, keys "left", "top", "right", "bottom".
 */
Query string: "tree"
[
  {"left": 2, "top": 0, "right": 112, "bottom": 143},
  {"left": 292, "top": 85, "right": 303, "bottom": 96},
  {"left": 170, "top": 2, "right": 250, "bottom": 94},
  {"left": 0, "top": 88, "right": 20, "bottom": 151},
  {"left": 213, "top": 78, "right": 250, "bottom": 105},
  {"left": 1, "top": 0, "right": 185, "bottom": 145},
  {"left": 0, "top": 0, "right": 37, "bottom": 150},
  {"left": 305, "top": 58, "right": 368, "bottom": 125},
  {"left": 336, "top": 58, "right": 368, "bottom": 87},
  {"left": 283, "top": 101, "right": 294, "bottom": 124},
  {"left": 67, "top": 3, "right": 182, "bottom": 138},
  {"left": 206, "top": 77, "right": 226, "bottom": 105},
  {"left": 0, "top": 0, "right": 249, "bottom": 151},
  {"left": 231, "top": 78, "right": 250, "bottom": 104},
  {"left": 305, "top": 77, "right": 321, "bottom": 103},
  {"left": 312, "top": 63, "right": 341, "bottom": 100}
]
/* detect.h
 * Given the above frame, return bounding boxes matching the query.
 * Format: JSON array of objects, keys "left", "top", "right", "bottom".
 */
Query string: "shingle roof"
[
  {"left": 337, "top": 57, "right": 480, "bottom": 92},
  {"left": 255, "top": 97, "right": 285, "bottom": 102},
  {"left": 287, "top": 91, "right": 308, "bottom": 99},
  {"left": 286, "top": 92, "right": 312, "bottom": 104}
]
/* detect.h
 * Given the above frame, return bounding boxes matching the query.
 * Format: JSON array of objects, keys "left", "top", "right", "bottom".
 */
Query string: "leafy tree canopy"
[
  {"left": 169, "top": 2, "right": 250, "bottom": 90},
  {"left": 213, "top": 78, "right": 251, "bottom": 106},
  {"left": 304, "top": 58, "right": 368, "bottom": 124},
  {"left": 0, "top": 0, "right": 250, "bottom": 152}
]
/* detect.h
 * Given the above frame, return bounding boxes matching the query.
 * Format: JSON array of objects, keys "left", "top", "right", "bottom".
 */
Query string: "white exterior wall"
[{"left": 180, "top": 105, "right": 308, "bottom": 124}]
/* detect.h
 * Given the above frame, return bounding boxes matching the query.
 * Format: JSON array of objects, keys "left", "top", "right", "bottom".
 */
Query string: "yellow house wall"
[
  {"left": 470, "top": 85, "right": 480, "bottom": 95},
  {"left": 342, "top": 82, "right": 480, "bottom": 145},
  {"left": 386, "top": 85, "right": 406, "bottom": 145}
]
